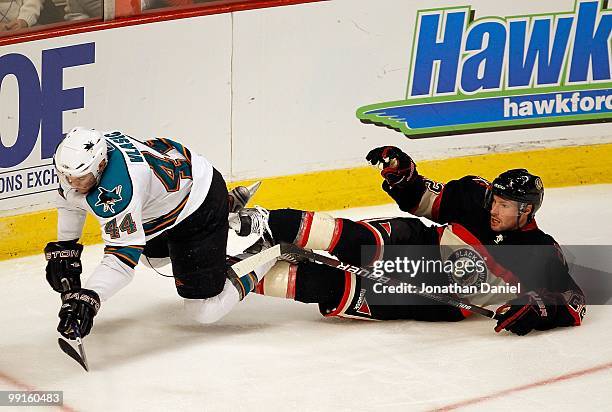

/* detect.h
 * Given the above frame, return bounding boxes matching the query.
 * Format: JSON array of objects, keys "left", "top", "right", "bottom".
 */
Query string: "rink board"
[
  {"left": 0, "top": 0, "right": 611, "bottom": 258},
  {"left": 1, "top": 142, "right": 611, "bottom": 260}
]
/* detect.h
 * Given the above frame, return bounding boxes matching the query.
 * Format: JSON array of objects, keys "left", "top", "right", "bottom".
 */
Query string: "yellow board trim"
[{"left": 2, "top": 143, "right": 612, "bottom": 260}]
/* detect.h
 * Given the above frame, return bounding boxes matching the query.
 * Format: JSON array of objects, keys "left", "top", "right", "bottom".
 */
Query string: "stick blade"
[
  {"left": 58, "top": 338, "right": 89, "bottom": 371},
  {"left": 230, "top": 244, "right": 281, "bottom": 277},
  {"left": 278, "top": 242, "right": 314, "bottom": 264}
]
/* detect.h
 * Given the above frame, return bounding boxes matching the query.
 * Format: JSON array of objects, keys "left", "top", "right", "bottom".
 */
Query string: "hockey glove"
[
  {"left": 494, "top": 291, "right": 557, "bottom": 336},
  {"left": 44, "top": 240, "right": 83, "bottom": 292},
  {"left": 366, "top": 146, "right": 417, "bottom": 188},
  {"left": 58, "top": 288, "right": 100, "bottom": 340}
]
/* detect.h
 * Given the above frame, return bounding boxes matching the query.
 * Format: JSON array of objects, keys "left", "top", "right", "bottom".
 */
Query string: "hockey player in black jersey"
[{"left": 231, "top": 146, "right": 586, "bottom": 336}]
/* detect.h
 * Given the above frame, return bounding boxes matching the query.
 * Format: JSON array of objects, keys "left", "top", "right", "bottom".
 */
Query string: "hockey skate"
[
  {"left": 228, "top": 181, "right": 262, "bottom": 213},
  {"left": 230, "top": 207, "right": 307, "bottom": 264},
  {"left": 231, "top": 206, "right": 276, "bottom": 266},
  {"left": 230, "top": 206, "right": 272, "bottom": 238}
]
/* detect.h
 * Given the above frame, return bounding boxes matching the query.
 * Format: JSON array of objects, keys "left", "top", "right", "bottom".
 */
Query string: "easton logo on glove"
[
  {"left": 62, "top": 291, "right": 101, "bottom": 313},
  {"left": 45, "top": 249, "right": 82, "bottom": 260}
]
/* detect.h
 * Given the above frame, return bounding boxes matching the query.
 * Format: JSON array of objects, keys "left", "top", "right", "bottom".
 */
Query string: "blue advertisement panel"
[
  {"left": 358, "top": 0, "right": 612, "bottom": 137},
  {"left": 0, "top": 43, "right": 95, "bottom": 202}
]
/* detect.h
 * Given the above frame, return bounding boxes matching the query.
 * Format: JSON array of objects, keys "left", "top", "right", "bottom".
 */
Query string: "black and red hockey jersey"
[{"left": 382, "top": 174, "right": 586, "bottom": 330}]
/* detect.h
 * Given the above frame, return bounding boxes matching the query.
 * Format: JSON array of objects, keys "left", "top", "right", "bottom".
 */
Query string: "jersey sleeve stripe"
[
  {"left": 431, "top": 186, "right": 444, "bottom": 221},
  {"left": 411, "top": 184, "right": 443, "bottom": 220}
]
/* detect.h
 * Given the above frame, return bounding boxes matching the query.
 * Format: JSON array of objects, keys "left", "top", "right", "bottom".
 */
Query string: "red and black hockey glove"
[
  {"left": 366, "top": 146, "right": 417, "bottom": 188},
  {"left": 494, "top": 291, "right": 557, "bottom": 336},
  {"left": 44, "top": 240, "right": 83, "bottom": 292},
  {"left": 58, "top": 288, "right": 100, "bottom": 340}
]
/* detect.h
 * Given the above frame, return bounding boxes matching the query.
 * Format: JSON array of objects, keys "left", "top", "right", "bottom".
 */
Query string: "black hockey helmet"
[{"left": 485, "top": 169, "right": 544, "bottom": 218}]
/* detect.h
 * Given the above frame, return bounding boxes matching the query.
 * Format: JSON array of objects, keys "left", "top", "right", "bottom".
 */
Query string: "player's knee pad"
[
  {"left": 269, "top": 209, "right": 342, "bottom": 251},
  {"left": 184, "top": 298, "right": 226, "bottom": 324},
  {"left": 255, "top": 261, "right": 298, "bottom": 299},
  {"left": 299, "top": 212, "right": 342, "bottom": 251}
]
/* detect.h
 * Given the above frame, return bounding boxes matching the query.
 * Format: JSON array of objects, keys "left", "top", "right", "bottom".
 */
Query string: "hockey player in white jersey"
[{"left": 44, "top": 127, "right": 271, "bottom": 340}]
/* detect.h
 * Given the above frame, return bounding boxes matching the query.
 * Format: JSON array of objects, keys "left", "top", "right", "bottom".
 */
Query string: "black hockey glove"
[
  {"left": 58, "top": 288, "right": 100, "bottom": 340},
  {"left": 44, "top": 240, "right": 83, "bottom": 292},
  {"left": 494, "top": 291, "right": 557, "bottom": 336},
  {"left": 366, "top": 146, "right": 417, "bottom": 188}
]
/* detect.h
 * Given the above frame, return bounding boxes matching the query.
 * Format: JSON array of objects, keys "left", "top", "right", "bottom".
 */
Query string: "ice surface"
[{"left": 1, "top": 185, "right": 611, "bottom": 411}]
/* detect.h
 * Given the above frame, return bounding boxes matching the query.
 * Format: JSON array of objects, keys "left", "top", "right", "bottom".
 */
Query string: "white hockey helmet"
[{"left": 54, "top": 127, "right": 108, "bottom": 186}]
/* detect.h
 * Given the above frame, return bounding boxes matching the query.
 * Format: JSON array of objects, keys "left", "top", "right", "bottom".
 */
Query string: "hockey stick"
[
  {"left": 228, "top": 243, "right": 282, "bottom": 278},
  {"left": 56, "top": 245, "right": 278, "bottom": 371},
  {"left": 57, "top": 337, "right": 88, "bottom": 371},
  {"left": 57, "top": 279, "right": 89, "bottom": 371},
  {"left": 278, "top": 242, "right": 500, "bottom": 320}
]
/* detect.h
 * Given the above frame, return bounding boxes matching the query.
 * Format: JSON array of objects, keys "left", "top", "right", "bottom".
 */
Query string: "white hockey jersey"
[{"left": 56, "top": 131, "right": 214, "bottom": 301}]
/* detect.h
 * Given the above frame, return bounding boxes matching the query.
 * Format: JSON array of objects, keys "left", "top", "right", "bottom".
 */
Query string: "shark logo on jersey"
[
  {"left": 95, "top": 185, "right": 123, "bottom": 213},
  {"left": 86, "top": 141, "right": 132, "bottom": 218}
]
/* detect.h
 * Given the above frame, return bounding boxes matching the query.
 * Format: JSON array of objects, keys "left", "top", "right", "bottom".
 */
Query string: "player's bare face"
[
  {"left": 67, "top": 173, "right": 97, "bottom": 194},
  {"left": 490, "top": 196, "right": 521, "bottom": 232}
]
